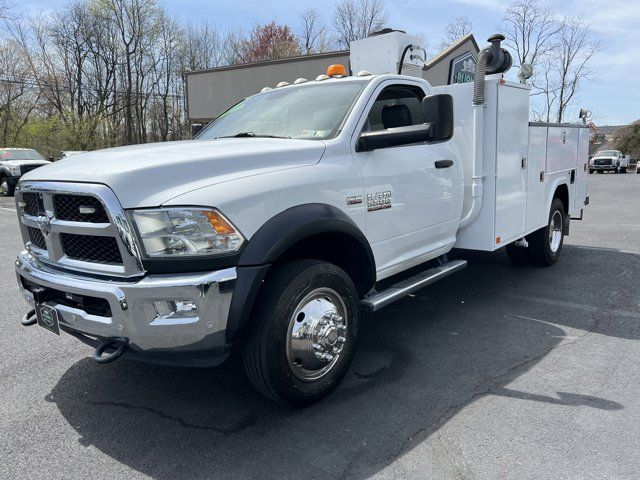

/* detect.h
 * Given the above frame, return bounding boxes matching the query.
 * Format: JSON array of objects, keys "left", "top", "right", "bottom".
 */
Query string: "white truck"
[
  {"left": 0, "top": 148, "right": 50, "bottom": 196},
  {"left": 14, "top": 32, "right": 589, "bottom": 405},
  {"left": 589, "top": 149, "right": 629, "bottom": 174}
]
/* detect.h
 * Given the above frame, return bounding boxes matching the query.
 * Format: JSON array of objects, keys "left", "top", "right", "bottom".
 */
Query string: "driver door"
[{"left": 353, "top": 81, "right": 462, "bottom": 279}]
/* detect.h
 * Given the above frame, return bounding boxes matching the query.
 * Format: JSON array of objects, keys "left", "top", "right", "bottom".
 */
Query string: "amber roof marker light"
[{"left": 326, "top": 64, "right": 347, "bottom": 78}]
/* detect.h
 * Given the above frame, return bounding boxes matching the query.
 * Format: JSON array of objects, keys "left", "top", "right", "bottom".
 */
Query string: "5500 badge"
[{"left": 367, "top": 191, "right": 391, "bottom": 211}]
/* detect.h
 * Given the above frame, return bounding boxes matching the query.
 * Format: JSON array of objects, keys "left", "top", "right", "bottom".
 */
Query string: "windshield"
[
  {"left": 597, "top": 150, "right": 618, "bottom": 157},
  {"left": 198, "top": 82, "right": 364, "bottom": 141},
  {"left": 0, "top": 149, "right": 45, "bottom": 160}
]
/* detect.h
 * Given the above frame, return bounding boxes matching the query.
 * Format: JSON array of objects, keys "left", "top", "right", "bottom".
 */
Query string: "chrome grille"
[
  {"left": 27, "top": 226, "right": 47, "bottom": 250},
  {"left": 22, "top": 192, "right": 40, "bottom": 216},
  {"left": 16, "top": 182, "right": 144, "bottom": 278},
  {"left": 54, "top": 194, "right": 109, "bottom": 223},
  {"left": 594, "top": 159, "right": 612, "bottom": 166},
  {"left": 61, "top": 233, "right": 122, "bottom": 264}
]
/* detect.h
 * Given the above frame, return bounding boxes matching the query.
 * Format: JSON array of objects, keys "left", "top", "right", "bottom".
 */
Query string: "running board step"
[{"left": 361, "top": 259, "right": 467, "bottom": 312}]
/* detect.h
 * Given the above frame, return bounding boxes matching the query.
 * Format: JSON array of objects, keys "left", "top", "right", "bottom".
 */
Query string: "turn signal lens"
[
  {"left": 204, "top": 210, "right": 236, "bottom": 235},
  {"left": 327, "top": 64, "right": 347, "bottom": 77}
]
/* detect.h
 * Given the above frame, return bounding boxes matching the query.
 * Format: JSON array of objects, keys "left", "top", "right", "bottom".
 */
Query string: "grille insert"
[
  {"left": 54, "top": 194, "right": 109, "bottom": 223},
  {"left": 20, "top": 164, "right": 43, "bottom": 176},
  {"left": 22, "top": 192, "right": 40, "bottom": 216},
  {"left": 27, "top": 226, "right": 47, "bottom": 250},
  {"left": 61, "top": 234, "right": 122, "bottom": 265}
]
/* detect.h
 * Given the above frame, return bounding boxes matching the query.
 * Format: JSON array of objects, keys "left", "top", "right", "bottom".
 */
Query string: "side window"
[{"left": 364, "top": 85, "right": 425, "bottom": 132}]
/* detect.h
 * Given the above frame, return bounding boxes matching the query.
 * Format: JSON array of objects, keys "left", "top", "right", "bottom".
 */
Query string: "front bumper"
[
  {"left": 15, "top": 251, "right": 237, "bottom": 366},
  {"left": 591, "top": 165, "right": 615, "bottom": 170}
]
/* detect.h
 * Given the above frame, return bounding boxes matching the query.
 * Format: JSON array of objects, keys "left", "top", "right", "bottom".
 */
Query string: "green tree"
[{"left": 615, "top": 122, "right": 640, "bottom": 160}]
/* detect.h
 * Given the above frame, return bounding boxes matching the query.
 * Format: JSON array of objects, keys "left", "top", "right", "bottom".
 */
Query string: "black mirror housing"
[
  {"left": 422, "top": 94, "right": 454, "bottom": 142},
  {"left": 357, "top": 124, "right": 433, "bottom": 152}
]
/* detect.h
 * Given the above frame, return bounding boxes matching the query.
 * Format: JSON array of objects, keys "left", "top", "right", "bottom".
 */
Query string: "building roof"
[
  {"left": 424, "top": 34, "right": 480, "bottom": 70},
  {"left": 186, "top": 50, "right": 349, "bottom": 77}
]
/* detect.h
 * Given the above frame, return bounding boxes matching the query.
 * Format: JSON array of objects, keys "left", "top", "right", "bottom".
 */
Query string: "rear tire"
[
  {"left": 528, "top": 198, "right": 566, "bottom": 266},
  {"left": 242, "top": 259, "right": 359, "bottom": 406}
]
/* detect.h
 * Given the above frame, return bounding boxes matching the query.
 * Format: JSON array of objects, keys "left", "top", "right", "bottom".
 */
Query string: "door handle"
[{"left": 435, "top": 159, "right": 454, "bottom": 169}]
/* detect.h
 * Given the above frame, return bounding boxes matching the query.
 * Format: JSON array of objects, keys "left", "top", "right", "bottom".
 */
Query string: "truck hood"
[
  {"left": 1, "top": 160, "right": 50, "bottom": 167},
  {"left": 21, "top": 138, "right": 325, "bottom": 208}
]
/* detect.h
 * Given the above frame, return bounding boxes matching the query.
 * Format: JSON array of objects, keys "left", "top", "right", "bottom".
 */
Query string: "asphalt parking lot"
[{"left": 1, "top": 173, "right": 639, "bottom": 479}]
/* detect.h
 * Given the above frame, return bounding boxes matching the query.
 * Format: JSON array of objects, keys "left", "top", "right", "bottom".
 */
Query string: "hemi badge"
[{"left": 79, "top": 206, "right": 96, "bottom": 215}]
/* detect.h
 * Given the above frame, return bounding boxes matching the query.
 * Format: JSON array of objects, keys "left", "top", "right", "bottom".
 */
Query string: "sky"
[{"left": 18, "top": 0, "right": 640, "bottom": 125}]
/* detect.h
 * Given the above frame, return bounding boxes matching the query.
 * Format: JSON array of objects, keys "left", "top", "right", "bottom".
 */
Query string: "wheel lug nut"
[
  {"left": 338, "top": 336, "right": 346, "bottom": 344},
  {"left": 312, "top": 343, "right": 322, "bottom": 351}
]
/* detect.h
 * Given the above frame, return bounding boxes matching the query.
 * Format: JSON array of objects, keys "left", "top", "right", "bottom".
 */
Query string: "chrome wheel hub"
[
  {"left": 286, "top": 287, "right": 348, "bottom": 382},
  {"left": 549, "top": 210, "right": 563, "bottom": 253}
]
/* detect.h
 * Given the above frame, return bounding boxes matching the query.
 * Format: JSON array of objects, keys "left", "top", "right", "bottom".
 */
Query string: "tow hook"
[
  {"left": 21, "top": 309, "right": 37, "bottom": 326},
  {"left": 93, "top": 337, "right": 129, "bottom": 364}
]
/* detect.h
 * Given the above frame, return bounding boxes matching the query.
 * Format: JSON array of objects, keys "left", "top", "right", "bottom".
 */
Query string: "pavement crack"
[{"left": 90, "top": 400, "right": 258, "bottom": 434}]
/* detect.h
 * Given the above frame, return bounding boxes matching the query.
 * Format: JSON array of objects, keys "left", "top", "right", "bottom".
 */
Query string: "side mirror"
[
  {"left": 357, "top": 124, "right": 433, "bottom": 152},
  {"left": 191, "top": 123, "right": 204, "bottom": 138},
  {"left": 422, "top": 94, "right": 454, "bottom": 142}
]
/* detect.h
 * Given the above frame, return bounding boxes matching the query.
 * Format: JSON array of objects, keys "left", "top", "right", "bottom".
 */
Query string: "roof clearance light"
[
  {"left": 315, "top": 74, "right": 330, "bottom": 81},
  {"left": 276, "top": 81, "right": 290, "bottom": 88},
  {"left": 293, "top": 78, "right": 309, "bottom": 84},
  {"left": 260, "top": 87, "right": 272, "bottom": 93},
  {"left": 356, "top": 70, "right": 372, "bottom": 77},
  {"left": 327, "top": 64, "right": 347, "bottom": 77}
]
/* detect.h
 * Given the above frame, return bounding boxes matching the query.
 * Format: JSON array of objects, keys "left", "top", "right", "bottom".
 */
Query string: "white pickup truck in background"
[
  {"left": 13, "top": 32, "right": 589, "bottom": 405},
  {"left": 589, "top": 149, "right": 629, "bottom": 174}
]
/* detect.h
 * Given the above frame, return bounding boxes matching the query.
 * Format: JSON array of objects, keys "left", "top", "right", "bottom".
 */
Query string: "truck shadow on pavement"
[{"left": 47, "top": 245, "right": 636, "bottom": 479}]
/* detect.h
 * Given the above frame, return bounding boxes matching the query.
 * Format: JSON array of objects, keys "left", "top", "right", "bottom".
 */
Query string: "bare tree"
[
  {"left": 298, "top": 8, "right": 331, "bottom": 54},
  {"left": 182, "top": 21, "right": 225, "bottom": 70},
  {"left": 554, "top": 16, "right": 598, "bottom": 123},
  {"left": 439, "top": 16, "right": 472, "bottom": 51},
  {"left": 333, "top": 0, "right": 387, "bottom": 49},
  {"left": 503, "top": 0, "right": 561, "bottom": 68}
]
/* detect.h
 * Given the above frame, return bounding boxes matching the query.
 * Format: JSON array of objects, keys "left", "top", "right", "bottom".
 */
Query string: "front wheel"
[
  {"left": 243, "top": 260, "right": 359, "bottom": 406},
  {"left": 0, "top": 177, "right": 14, "bottom": 196},
  {"left": 589, "top": 169, "right": 594, "bottom": 174}
]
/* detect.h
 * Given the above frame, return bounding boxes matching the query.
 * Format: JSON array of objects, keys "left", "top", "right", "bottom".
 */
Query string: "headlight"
[
  {"left": 8, "top": 165, "right": 21, "bottom": 176},
  {"left": 131, "top": 208, "right": 244, "bottom": 257}
]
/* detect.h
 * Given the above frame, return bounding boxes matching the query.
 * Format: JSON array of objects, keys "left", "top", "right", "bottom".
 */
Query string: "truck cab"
[{"left": 13, "top": 32, "right": 589, "bottom": 405}]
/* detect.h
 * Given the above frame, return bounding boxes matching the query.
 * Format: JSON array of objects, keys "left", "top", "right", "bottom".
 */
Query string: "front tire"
[
  {"left": 589, "top": 169, "right": 594, "bottom": 174},
  {"left": 528, "top": 198, "right": 566, "bottom": 266},
  {"left": 0, "top": 177, "right": 14, "bottom": 197},
  {"left": 243, "top": 260, "right": 359, "bottom": 406}
]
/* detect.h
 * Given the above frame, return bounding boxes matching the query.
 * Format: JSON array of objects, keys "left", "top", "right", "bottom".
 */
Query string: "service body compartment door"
[
  {"left": 546, "top": 127, "right": 579, "bottom": 210},
  {"left": 526, "top": 126, "right": 548, "bottom": 231},
  {"left": 494, "top": 84, "right": 529, "bottom": 245},
  {"left": 574, "top": 127, "right": 590, "bottom": 215}
]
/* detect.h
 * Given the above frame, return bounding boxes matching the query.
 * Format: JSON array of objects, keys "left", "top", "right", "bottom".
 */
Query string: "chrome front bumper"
[{"left": 16, "top": 251, "right": 236, "bottom": 363}]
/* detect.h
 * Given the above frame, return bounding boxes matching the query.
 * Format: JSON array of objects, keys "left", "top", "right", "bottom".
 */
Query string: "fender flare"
[{"left": 225, "top": 203, "right": 375, "bottom": 342}]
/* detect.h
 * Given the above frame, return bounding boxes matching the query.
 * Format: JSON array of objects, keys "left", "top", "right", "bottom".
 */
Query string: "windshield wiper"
[{"left": 218, "top": 132, "right": 291, "bottom": 139}]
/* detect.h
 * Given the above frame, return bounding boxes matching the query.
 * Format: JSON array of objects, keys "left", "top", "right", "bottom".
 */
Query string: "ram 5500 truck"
[{"left": 14, "top": 33, "right": 589, "bottom": 405}]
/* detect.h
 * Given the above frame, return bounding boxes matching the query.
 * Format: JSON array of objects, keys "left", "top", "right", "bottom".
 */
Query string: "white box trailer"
[{"left": 435, "top": 77, "right": 589, "bottom": 252}]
